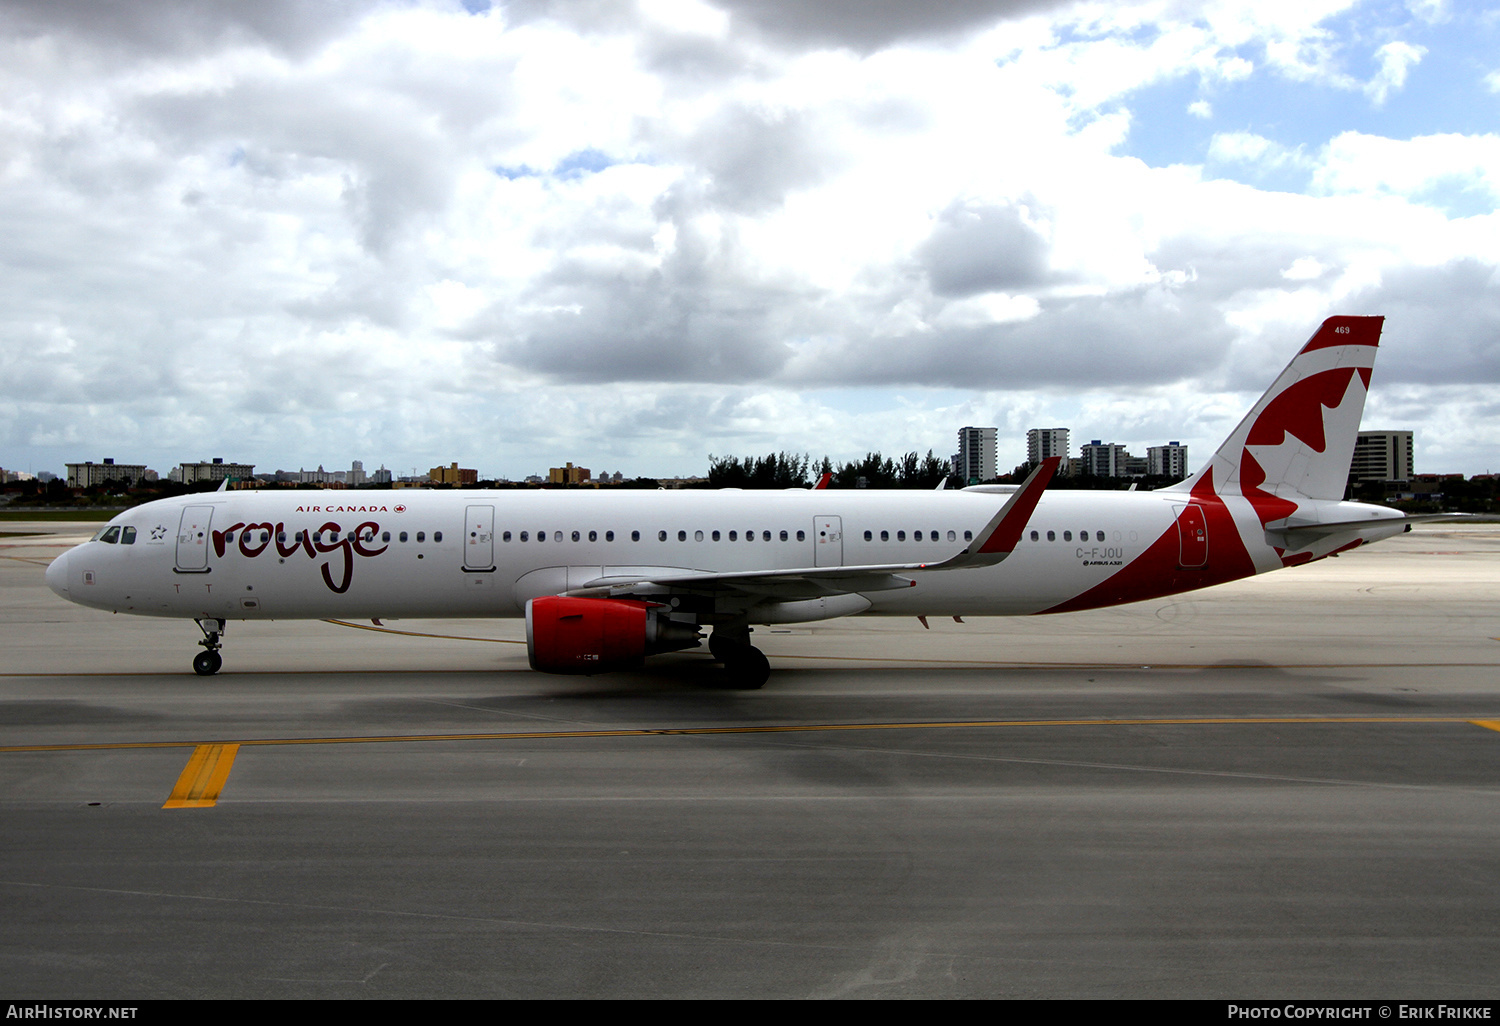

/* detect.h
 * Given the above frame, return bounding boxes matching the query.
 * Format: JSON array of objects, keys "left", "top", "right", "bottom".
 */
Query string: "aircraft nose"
[{"left": 46, "top": 548, "right": 70, "bottom": 599}]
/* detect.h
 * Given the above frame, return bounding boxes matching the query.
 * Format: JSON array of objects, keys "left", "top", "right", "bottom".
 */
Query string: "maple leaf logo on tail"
[{"left": 1165, "top": 315, "right": 1383, "bottom": 563}]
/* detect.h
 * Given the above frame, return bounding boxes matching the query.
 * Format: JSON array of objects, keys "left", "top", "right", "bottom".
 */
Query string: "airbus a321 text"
[{"left": 47, "top": 316, "right": 1430, "bottom": 688}]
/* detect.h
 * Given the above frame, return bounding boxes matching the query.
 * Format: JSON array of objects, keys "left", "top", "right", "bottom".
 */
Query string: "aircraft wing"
[{"left": 565, "top": 458, "right": 1059, "bottom": 602}]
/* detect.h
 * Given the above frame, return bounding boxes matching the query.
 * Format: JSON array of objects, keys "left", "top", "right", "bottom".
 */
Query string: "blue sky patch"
[{"left": 1108, "top": 0, "right": 1499, "bottom": 201}]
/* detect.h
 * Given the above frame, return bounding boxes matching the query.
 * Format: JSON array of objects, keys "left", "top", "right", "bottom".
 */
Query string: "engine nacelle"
[{"left": 525, "top": 596, "right": 701, "bottom": 675}]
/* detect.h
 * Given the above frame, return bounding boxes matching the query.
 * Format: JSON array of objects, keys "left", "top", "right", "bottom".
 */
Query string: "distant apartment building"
[
  {"left": 1351, "top": 431, "right": 1414, "bottom": 483},
  {"left": 430, "top": 462, "right": 478, "bottom": 486},
  {"left": 956, "top": 427, "right": 998, "bottom": 484},
  {"left": 1147, "top": 442, "right": 1189, "bottom": 478},
  {"left": 1079, "top": 440, "right": 1129, "bottom": 478},
  {"left": 549, "top": 462, "right": 592, "bottom": 485},
  {"left": 171, "top": 458, "right": 254, "bottom": 485},
  {"left": 1026, "top": 428, "right": 1071, "bottom": 466},
  {"left": 66, "top": 458, "right": 149, "bottom": 488}
]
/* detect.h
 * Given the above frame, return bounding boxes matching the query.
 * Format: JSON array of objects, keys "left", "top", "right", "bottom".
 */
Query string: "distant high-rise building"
[
  {"left": 348, "top": 460, "right": 367, "bottom": 486},
  {"left": 1027, "top": 428, "right": 1070, "bottom": 466},
  {"left": 430, "top": 462, "right": 478, "bottom": 486},
  {"left": 956, "top": 427, "right": 997, "bottom": 483},
  {"left": 66, "top": 458, "right": 148, "bottom": 488},
  {"left": 174, "top": 458, "right": 254, "bottom": 485},
  {"left": 1079, "top": 440, "right": 1128, "bottom": 478},
  {"left": 1147, "top": 442, "right": 1189, "bottom": 478},
  {"left": 1351, "top": 431, "right": 1413, "bottom": 482},
  {"left": 549, "top": 462, "right": 592, "bottom": 485}
]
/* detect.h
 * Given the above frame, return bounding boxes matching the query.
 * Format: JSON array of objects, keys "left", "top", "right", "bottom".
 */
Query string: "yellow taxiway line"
[
  {"left": 161, "top": 743, "right": 240, "bottom": 809},
  {"left": 5, "top": 716, "right": 1500, "bottom": 755},
  {"left": 0, "top": 718, "right": 1493, "bottom": 810}
]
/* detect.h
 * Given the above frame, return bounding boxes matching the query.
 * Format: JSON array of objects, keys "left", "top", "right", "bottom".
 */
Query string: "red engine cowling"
[
  {"left": 526, "top": 596, "right": 649, "bottom": 674},
  {"left": 526, "top": 596, "right": 703, "bottom": 674}
]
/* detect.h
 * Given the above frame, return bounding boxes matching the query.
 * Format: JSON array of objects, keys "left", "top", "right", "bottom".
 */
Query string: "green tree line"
[{"left": 707, "top": 450, "right": 954, "bottom": 489}]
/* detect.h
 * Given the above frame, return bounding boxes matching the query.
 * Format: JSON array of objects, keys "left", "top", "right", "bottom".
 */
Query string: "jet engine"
[{"left": 525, "top": 596, "right": 702, "bottom": 674}]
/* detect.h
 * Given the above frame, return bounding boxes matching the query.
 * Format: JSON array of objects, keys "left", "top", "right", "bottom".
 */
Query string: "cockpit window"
[
  {"left": 121, "top": 526, "right": 137, "bottom": 545},
  {"left": 100, "top": 526, "right": 121, "bottom": 544}
]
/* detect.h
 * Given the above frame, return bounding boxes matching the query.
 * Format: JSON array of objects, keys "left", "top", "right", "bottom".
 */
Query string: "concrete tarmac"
[{"left": 2, "top": 522, "right": 1499, "bottom": 998}]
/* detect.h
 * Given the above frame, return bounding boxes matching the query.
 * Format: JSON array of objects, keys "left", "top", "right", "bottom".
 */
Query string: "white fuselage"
[{"left": 45, "top": 487, "right": 1406, "bottom": 623}]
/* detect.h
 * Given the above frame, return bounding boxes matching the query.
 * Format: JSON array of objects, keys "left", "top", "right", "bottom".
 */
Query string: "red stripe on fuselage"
[{"left": 1039, "top": 470, "right": 1258, "bottom": 614}]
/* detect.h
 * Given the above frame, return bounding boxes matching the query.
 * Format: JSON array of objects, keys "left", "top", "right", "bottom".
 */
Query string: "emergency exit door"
[
  {"left": 1174, "top": 504, "right": 1208, "bottom": 569},
  {"left": 175, "top": 505, "right": 213, "bottom": 572},
  {"left": 813, "top": 516, "right": 843, "bottom": 567},
  {"left": 464, "top": 505, "right": 496, "bottom": 571}
]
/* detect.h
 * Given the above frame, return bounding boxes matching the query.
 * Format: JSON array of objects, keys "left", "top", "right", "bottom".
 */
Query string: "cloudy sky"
[{"left": 2, "top": 0, "right": 1498, "bottom": 481}]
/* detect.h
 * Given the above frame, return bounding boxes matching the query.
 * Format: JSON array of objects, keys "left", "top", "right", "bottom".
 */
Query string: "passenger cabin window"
[
  {"left": 606, "top": 531, "right": 615, "bottom": 541},
  {"left": 502, "top": 531, "right": 511, "bottom": 542},
  {"left": 779, "top": 530, "right": 788, "bottom": 541},
  {"left": 796, "top": 530, "right": 805, "bottom": 541},
  {"left": 712, "top": 530, "right": 720, "bottom": 541},
  {"left": 880, "top": 530, "right": 889, "bottom": 542},
  {"left": 631, "top": 530, "right": 640, "bottom": 541},
  {"left": 416, "top": 531, "right": 426, "bottom": 542},
  {"left": 589, "top": 531, "right": 597, "bottom": 542},
  {"left": 964, "top": 531, "right": 972, "bottom": 541},
  {"left": 864, "top": 530, "right": 872, "bottom": 541},
  {"left": 1047, "top": 530, "right": 1055, "bottom": 541},
  {"left": 572, "top": 531, "right": 581, "bottom": 542},
  {"left": 897, "top": 530, "right": 906, "bottom": 541},
  {"left": 1030, "top": 530, "right": 1039, "bottom": 542},
  {"left": 434, "top": 531, "right": 443, "bottom": 543},
  {"left": 729, "top": 531, "right": 738, "bottom": 541}
]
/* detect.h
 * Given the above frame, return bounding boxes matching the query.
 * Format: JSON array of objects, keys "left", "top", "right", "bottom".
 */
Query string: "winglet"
[
  {"left": 974, "top": 457, "right": 1059, "bottom": 554},
  {"left": 929, "top": 457, "right": 1058, "bottom": 570},
  {"left": 813, "top": 472, "right": 832, "bottom": 490}
]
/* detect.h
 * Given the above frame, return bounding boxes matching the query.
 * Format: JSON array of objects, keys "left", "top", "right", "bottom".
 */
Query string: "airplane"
[{"left": 46, "top": 315, "right": 1422, "bottom": 688}]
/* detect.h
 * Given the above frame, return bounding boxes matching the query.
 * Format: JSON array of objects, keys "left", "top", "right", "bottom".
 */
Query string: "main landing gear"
[
  {"left": 192, "top": 618, "right": 225, "bottom": 676},
  {"left": 709, "top": 627, "right": 770, "bottom": 690}
]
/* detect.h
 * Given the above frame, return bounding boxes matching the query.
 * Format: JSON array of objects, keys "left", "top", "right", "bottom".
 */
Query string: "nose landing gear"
[{"left": 192, "top": 618, "right": 225, "bottom": 676}]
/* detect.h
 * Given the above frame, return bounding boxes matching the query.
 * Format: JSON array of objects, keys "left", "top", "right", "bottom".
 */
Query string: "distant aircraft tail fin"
[{"left": 1167, "top": 316, "right": 1383, "bottom": 510}]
